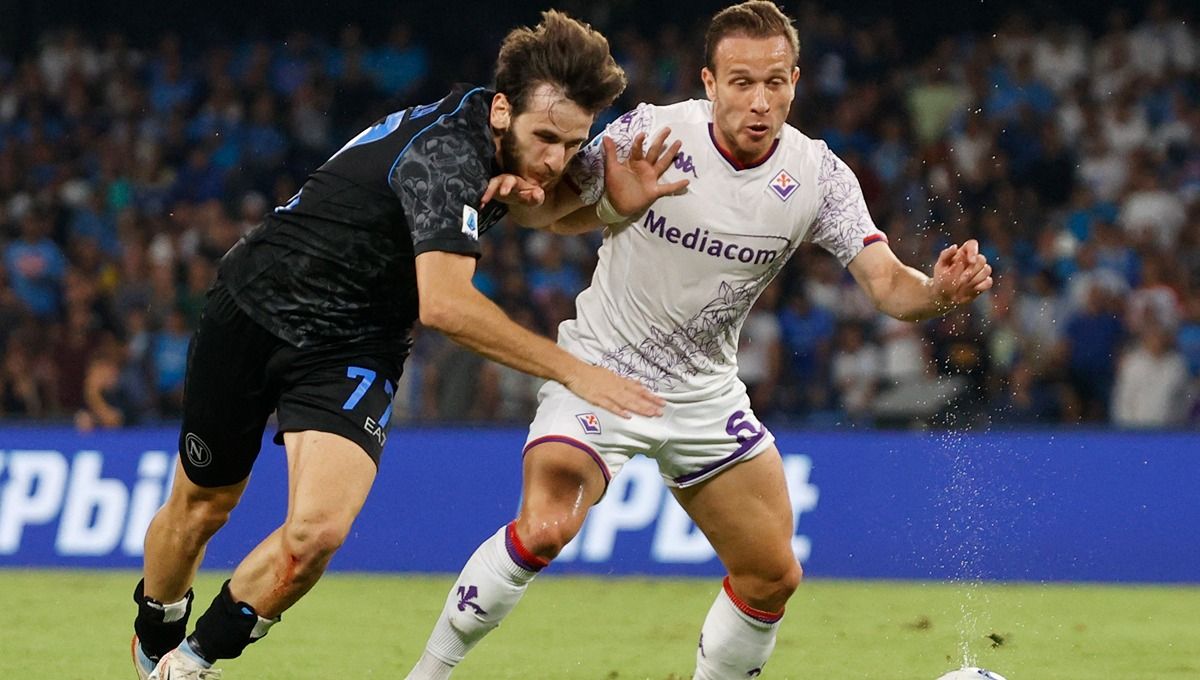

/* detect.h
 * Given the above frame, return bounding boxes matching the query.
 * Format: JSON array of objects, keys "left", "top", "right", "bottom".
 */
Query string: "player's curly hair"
[
  {"left": 705, "top": 1, "right": 800, "bottom": 71},
  {"left": 494, "top": 10, "right": 626, "bottom": 115}
]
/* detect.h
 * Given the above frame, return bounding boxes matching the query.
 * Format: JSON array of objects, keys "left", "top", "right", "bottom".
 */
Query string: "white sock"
[
  {"left": 407, "top": 652, "right": 455, "bottom": 680},
  {"left": 407, "top": 523, "right": 547, "bottom": 679},
  {"left": 693, "top": 577, "right": 784, "bottom": 680}
]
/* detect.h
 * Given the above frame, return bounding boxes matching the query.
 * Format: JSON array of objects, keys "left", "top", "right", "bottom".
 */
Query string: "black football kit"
[{"left": 179, "top": 84, "right": 508, "bottom": 485}]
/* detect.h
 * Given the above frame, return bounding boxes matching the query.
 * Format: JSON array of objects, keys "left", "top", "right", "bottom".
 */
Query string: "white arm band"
[{"left": 594, "top": 193, "right": 629, "bottom": 225}]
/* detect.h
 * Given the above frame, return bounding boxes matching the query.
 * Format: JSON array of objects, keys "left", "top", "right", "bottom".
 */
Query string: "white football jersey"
[{"left": 561, "top": 99, "right": 885, "bottom": 398}]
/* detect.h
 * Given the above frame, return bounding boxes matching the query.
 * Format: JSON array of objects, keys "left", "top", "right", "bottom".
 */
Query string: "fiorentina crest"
[
  {"left": 576, "top": 413, "right": 602, "bottom": 435},
  {"left": 768, "top": 169, "right": 798, "bottom": 201}
]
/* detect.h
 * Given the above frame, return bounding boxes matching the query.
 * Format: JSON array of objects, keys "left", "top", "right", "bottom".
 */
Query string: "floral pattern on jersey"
[
  {"left": 597, "top": 240, "right": 798, "bottom": 392},
  {"left": 566, "top": 103, "right": 655, "bottom": 206},
  {"left": 806, "top": 142, "right": 881, "bottom": 267}
]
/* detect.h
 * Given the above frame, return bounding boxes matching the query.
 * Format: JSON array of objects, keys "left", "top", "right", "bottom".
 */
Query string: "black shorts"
[{"left": 179, "top": 282, "right": 403, "bottom": 487}]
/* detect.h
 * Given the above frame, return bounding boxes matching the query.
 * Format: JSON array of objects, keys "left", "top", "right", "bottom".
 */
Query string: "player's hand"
[
  {"left": 930, "top": 239, "right": 994, "bottom": 309},
  {"left": 602, "top": 128, "right": 690, "bottom": 218},
  {"left": 561, "top": 363, "right": 665, "bottom": 419},
  {"left": 482, "top": 174, "right": 546, "bottom": 207}
]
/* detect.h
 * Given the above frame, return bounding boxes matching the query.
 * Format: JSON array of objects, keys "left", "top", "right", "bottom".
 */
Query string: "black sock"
[
  {"left": 188, "top": 580, "right": 278, "bottom": 662},
  {"left": 132, "top": 579, "right": 194, "bottom": 661}
]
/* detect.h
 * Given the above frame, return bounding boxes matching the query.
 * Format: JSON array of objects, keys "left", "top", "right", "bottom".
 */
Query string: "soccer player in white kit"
[{"left": 407, "top": 2, "right": 994, "bottom": 678}]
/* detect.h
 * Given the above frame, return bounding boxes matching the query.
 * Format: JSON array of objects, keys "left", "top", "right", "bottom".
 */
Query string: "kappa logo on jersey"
[
  {"left": 183, "top": 433, "right": 212, "bottom": 468},
  {"left": 768, "top": 169, "right": 798, "bottom": 201},
  {"left": 576, "top": 413, "right": 602, "bottom": 435},
  {"left": 673, "top": 151, "right": 699, "bottom": 177},
  {"left": 461, "top": 205, "right": 479, "bottom": 239}
]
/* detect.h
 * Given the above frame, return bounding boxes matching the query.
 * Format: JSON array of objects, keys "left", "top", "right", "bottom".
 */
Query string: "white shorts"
[{"left": 524, "top": 380, "right": 776, "bottom": 490}]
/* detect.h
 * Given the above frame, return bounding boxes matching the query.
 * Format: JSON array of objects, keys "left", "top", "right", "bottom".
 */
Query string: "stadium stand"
[{"left": 0, "top": 1, "right": 1196, "bottom": 428}]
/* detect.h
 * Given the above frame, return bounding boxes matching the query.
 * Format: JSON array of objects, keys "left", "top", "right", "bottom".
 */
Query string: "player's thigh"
[
  {"left": 520, "top": 441, "right": 608, "bottom": 524},
  {"left": 271, "top": 350, "right": 400, "bottom": 532},
  {"left": 162, "top": 457, "right": 248, "bottom": 517},
  {"left": 669, "top": 446, "right": 795, "bottom": 577},
  {"left": 178, "top": 282, "right": 280, "bottom": 488},
  {"left": 280, "top": 430, "right": 377, "bottom": 533},
  {"left": 522, "top": 380, "right": 658, "bottom": 512}
]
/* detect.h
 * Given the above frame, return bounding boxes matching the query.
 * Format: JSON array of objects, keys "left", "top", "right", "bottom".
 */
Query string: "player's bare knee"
[
  {"left": 515, "top": 516, "right": 578, "bottom": 560},
  {"left": 761, "top": 560, "right": 802, "bottom": 604},
  {"left": 778, "top": 559, "right": 803, "bottom": 598},
  {"left": 736, "top": 559, "right": 802, "bottom": 610},
  {"left": 282, "top": 517, "right": 349, "bottom": 568},
  {"left": 165, "top": 488, "right": 239, "bottom": 539}
]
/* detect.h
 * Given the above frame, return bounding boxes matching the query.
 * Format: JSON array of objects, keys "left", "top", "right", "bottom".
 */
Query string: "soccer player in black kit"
[{"left": 130, "top": 12, "right": 682, "bottom": 679}]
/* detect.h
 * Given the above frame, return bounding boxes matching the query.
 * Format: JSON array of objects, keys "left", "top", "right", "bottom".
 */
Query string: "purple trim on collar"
[{"left": 708, "top": 123, "right": 780, "bottom": 171}]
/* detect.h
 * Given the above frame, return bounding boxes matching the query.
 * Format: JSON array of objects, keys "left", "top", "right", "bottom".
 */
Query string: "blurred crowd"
[{"left": 0, "top": 1, "right": 1197, "bottom": 430}]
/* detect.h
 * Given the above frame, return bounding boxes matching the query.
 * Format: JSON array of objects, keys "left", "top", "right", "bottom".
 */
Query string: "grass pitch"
[{"left": 2, "top": 570, "right": 1196, "bottom": 679}]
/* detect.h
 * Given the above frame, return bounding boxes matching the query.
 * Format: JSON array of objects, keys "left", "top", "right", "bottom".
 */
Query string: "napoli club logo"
[
  {"left": 768, "top": 169, "right": 798, "bottom": 201},
  {"left": 184, "top": 433, "right": 212, "bottom": 467},
  {"left": 576, "top": 413, "right": 602, "bottom": 435}
]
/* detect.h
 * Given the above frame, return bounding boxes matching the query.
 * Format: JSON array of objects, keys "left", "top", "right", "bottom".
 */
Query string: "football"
[{"left": 935, "top": 668, "right": 1009, "bottom": 680}]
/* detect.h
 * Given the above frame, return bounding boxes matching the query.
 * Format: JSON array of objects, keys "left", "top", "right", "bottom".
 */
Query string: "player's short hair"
[
  {"left": 494, "top": 10, "right": 626, "bottom": 116},
  {"left": 705, "top": 1, "right": 800, "bottom": 71}
]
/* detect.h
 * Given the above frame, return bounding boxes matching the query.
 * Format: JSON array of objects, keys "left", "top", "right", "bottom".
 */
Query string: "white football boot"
[{"left": 147, "top": 646, "right": 222, "bottom": 679}]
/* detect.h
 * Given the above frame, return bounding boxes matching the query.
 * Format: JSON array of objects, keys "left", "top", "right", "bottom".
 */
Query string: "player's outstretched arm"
[
  {"left": 847, "top": 238, "right": 993, "bottom": 322},
  {"left": 415, "top": 250, "right": 665, "bottom": 418}
]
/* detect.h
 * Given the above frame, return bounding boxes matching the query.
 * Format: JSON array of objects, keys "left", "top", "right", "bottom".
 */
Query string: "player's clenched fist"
[{"left": 931, "top": 238, "right": 994, "bottom": 308}]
